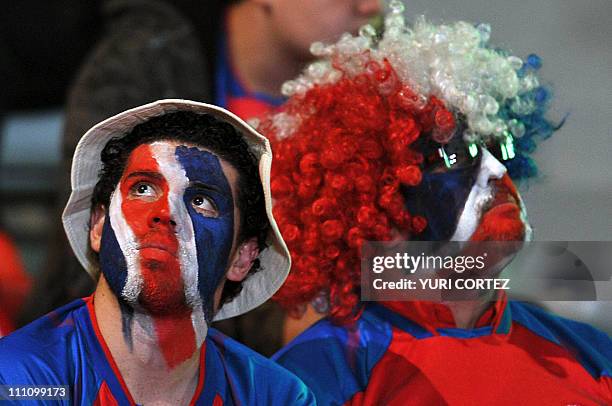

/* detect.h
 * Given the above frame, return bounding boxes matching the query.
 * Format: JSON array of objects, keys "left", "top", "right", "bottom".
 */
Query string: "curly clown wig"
[{"left": 257, "top": 1, "right": 558, "bottom": 321}]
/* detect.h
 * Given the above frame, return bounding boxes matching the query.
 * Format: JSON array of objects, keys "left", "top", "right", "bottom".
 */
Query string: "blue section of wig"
[
  {"left": 499, "top": 54, "right": 562, "bottom": 180},
  {"left": 99, "top": 212, "right": 128, "bottom": 297},
  {"left": 175, "top": 146, "right": 235, "bottom": 322}
]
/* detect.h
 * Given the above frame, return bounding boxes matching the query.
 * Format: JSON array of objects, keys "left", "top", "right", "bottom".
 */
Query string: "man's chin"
[
  {"left": 134, "top": 255, "right": 192, "bottom": 316},
  {"left": 137, "top": 291, "right": 191, "bottom": 317},
  {"left": 137, "top": 269, "right": 191, "bottom": 316}
]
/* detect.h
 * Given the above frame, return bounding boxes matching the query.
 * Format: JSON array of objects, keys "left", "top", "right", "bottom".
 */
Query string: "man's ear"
[
  {"left": 226, "top": 238, "right": 260, "bottom": 282},
  {"left": 89, "top": 206, "right": 106, "bottom": 253}
]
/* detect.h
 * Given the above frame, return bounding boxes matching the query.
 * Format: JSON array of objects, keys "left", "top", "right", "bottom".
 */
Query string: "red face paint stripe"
[
  {"left": 154, "top": 313, "right": 197, "bottom": 369},
  {"left": 500, "top": 173, "right": 520, "bottom": 204},
  {"left": 470, "top": 174, "right": 525, "bottom": 241},
  {"left": 119, "top": 144, "right": 197, "bottom": 369}
]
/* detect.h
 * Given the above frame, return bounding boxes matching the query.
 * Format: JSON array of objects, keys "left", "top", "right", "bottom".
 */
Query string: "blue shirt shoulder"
[
  {"left": 0, "top": 299, "right": 100, "bottom": 405},
  {"left": 0, "top": 299, "right": 88, "bottom": 385},
  {"left": 510, "top": 301, "right": 612, "bottom": 379},
  {"left": 207, "top": 328, "right": 316, "bottom": 405},
  {"left": 273, "top": 309, "right": 392, "bottom": 405}
]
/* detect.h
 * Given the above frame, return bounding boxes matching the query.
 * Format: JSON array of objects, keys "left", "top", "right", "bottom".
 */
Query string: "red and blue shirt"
[
  {"left": 274, "top": 295, "right": 611, "bottom": 405},
  {"left": 0, "top": 297, "right": 315, "bottom": 405}
]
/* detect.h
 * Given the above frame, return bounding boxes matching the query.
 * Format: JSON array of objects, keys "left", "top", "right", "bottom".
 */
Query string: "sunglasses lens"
[
  {"left": 423, "top": 137, "right": 481, "bottom": 173},
  {"left": 487, "top": 132, "right": 517, "bottom": 162}
]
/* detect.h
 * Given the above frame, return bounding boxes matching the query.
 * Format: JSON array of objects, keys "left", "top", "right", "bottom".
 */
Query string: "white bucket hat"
[{"left": 62, "top": 99, "right": 291, "bottom": 321}]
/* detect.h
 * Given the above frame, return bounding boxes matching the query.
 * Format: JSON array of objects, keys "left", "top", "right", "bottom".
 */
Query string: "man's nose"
[
  {"left": 476, "top": 149, "right": 507, "bottom": 188},
  {"left": 148, "top": 205, "right": 177, "bottom": 229},
  {"left": 356, "top": 0, "right": 382, "bottom": 17}
]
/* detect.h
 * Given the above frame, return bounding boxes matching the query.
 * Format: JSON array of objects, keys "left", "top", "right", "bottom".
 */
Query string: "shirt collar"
[
  {"left": 85, "top": 295, "right": 215, "bottom": 405},
  {"left": 372, "top": 292, "right": 512, "bottom": 337}
]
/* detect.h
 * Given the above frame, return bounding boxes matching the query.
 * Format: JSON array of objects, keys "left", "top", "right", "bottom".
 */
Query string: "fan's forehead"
[{"left": 120, "top": 141, "right": 240, "bottom": 196}]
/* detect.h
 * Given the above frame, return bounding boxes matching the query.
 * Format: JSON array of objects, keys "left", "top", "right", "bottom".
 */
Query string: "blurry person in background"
[
  {"left": 1, "top": 100, "right": 314, "bottom": 405},
  {"left": 64, "top": 0, "right": 382, "bottom": 132},
  {"left": 24, "top": 0, "right": 382, "bottom": 356},
  {"left": 0, "top": 231, "right": 31, "bottom": 337},
  {"left": 258, "top": 4, "right": 611, "bottom": 404}
]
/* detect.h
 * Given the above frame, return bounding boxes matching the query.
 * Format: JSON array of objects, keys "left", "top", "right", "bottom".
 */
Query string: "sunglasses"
[{"left": 422, "top": 131, "right": 516, "bottom": 174}]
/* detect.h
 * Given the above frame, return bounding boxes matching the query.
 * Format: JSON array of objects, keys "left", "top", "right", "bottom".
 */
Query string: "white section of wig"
[{"left": 273, "top": 5, "right": 537, "bottom": 143}]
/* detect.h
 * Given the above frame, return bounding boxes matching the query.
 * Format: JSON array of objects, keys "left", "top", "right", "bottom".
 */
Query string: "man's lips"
[
  {"left": 138, "top": 242, "right": 178, "bottom": 258},
  {"left": 482, "top": 175, "right": 520, "bottom": 214}
]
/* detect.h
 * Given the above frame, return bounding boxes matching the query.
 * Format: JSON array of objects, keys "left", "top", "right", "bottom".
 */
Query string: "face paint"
[
  {"left": 451, "top": 149, "right": 507, "bottom": 241},
  {"left": 174, "top": 145, "right": 235, "bottom": 321},
  {"left": 119, "top": 144, "right": 187, "bottom": 313},
  {"left": 468, "top": 172, "right": 529, "bottom": 242},
  {"left": 403, "top": 164, "right": 478, "bottom": 241},
  {"left": 403, "top": 130, "right": 481, "bottom": 240},
  {"left": 403, "top": 145, "right": 527, "bottom": 241},
  {"left": 98, "top": 141, "right": 236, "bottom": 369}
]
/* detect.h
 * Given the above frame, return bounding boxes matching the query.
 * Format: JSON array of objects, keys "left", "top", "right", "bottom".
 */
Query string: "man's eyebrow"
[
  {"left": 189, "top": 181, "right": 222, "bottom": 194},
  {"left": 124, "top": 171, "right": 165, "bottom": 181}
]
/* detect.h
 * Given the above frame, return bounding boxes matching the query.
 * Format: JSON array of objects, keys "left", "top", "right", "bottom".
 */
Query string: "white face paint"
[
  {"left": 148, "top": 142, "right": 207, "bottom": 346},
  {"left": 109, "top": 185, "right": 142, "bottom": 304},
  {"left": 450, "top": 149, "right": 509, "bottom": 241},
  {"left": 149, "top": 143, "right": 201, "bottom": 307}
]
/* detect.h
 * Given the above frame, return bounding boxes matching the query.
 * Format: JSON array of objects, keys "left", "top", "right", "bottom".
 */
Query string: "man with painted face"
[
  {"left": 257, "top": 6, "right": 612, "bottom": 405},
  {"left": 0, "top": 100, "right": 315, "bottom": 405},
  {"left": 26, "top": 0, "right": 382, "bottom": 358}
]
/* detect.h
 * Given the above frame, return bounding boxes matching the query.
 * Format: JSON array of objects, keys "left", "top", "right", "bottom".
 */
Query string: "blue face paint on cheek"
[
  {"left": 403, "top": 166, "right": 477, "bottom": 241},
  {"left": 99, "top": 213, "right": 129, "bottom": 297},
  {"left": 175, "top": 146, "right": 235, "bottom": 321},
  {"left": 99, "top": 213, "right": 137, "bottom": 345}
]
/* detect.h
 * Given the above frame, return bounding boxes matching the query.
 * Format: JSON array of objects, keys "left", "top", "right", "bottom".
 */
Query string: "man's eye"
[
  {"left": 191, "top": 195, "right": 218, "bottom": 217},
  {"left": 131, "top": 182, "right": 157, "bottom": 198}
]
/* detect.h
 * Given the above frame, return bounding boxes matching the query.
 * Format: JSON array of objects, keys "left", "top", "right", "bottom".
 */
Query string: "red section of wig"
[{"left": 260, "top": 60, "right": 455, "bottom": 321}]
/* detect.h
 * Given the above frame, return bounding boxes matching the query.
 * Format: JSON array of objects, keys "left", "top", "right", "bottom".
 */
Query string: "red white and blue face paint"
[
  {"left": 451, "top": 149, "right": 529, "bottom": 242},
  {"left": 404, "top": 144, "right": 529, "bottom": 242},
  {"left": 99, "top": 141, "right": 235, "bottom": 368}
]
